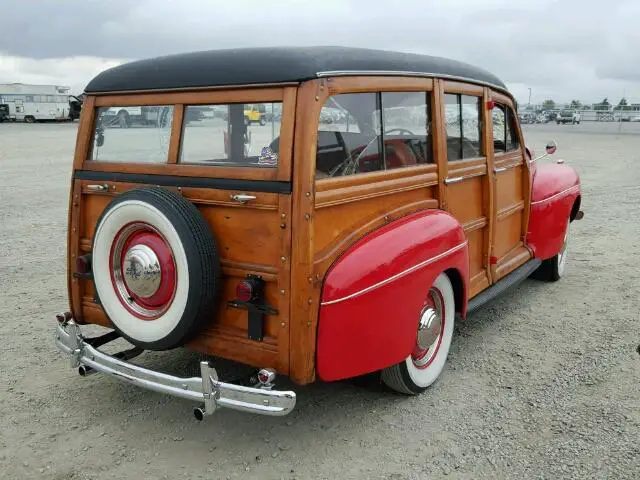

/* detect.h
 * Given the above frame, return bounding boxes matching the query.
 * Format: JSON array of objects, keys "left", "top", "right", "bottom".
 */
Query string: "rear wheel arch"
[{"left": 315, "top": 209, "right": 468, "bottom": 382}]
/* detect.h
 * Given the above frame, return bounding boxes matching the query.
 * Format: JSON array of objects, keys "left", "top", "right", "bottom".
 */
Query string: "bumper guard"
[{"left": 55, "top": 316, "right": 296, "bottom": 418}]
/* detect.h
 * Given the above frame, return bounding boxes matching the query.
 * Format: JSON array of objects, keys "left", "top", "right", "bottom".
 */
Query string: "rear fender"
[
  {"left": 527, "top": 163, "right": 581, "bottom": 260},
  {"left": 316, "top": 209, "right": 468, "bottom": 382}
]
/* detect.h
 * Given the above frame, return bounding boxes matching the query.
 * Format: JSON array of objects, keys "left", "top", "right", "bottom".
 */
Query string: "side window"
[
  {"left": 90, "top": 106, "right": 174, "bottom": 163},
  {"left": 381, "top": 92, "right": 432, "bottom": 168},
  {"left": 180, "top": 102, "right": 281, "bottom": 167},
  {"left": 493, "top": 104, "right": 520, "bottom": 153},
  {"left": 493, "top": 105, "right": 507, "bottom": 154},
  {"left": 445, "top": 94, "right": 482, "bottom": 161},
  {"left": 316, "top": 93, "right": 381, "bottom": 179},
  {"left": 506, "top": 107, "right": 520, "bottom": 151},
  {"left": 316, "top": 91, "right": 433, "bottom": 179}
]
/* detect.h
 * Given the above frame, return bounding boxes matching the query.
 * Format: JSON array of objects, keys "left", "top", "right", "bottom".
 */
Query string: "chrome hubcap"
[
  {"left": 412, "top": 288, "right": 445, "bottom": 369},
  {"left": 123, "top": 244, "right": 161, "bottom": 298},
  {"left": 417, "top": 307, "right": 441, "bottom": 349}
]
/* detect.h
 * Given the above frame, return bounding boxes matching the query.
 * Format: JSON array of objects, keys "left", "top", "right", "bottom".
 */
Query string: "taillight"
[
  {"left": 236, "top": 280, "right": 254, "bottom": 302},
  {"left": 236, "top": 276, "right": 264, "bottom": 303}
]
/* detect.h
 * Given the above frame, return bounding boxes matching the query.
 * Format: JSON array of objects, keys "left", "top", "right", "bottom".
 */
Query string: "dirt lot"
[{"left": 0, "top": 121, "right": 638, "bottom": 479}]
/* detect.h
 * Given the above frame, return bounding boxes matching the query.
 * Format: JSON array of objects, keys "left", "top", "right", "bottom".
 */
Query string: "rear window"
[
  {"left": 179, "top": 103, "right": 281, "bottom": 167},
  {"left": 90, "top": 106, "right": 174, "bottom": 163}
]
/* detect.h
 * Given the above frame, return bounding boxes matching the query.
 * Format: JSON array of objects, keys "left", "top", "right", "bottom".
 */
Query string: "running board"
[{"left": 467, "top": 259, "right": 542, "bottom": 315}]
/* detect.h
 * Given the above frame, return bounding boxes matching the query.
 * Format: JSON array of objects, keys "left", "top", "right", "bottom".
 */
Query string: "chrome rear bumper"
[{"left": 55, "top": 317, "right": 296, "bottom": 418}]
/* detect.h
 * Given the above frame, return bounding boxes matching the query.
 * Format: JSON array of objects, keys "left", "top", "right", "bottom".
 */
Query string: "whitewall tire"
[
  {"left": 92, "top": 187, "right": 220, "bottom": 350},
  {"left": 381, "top": 272, "right": 455, "bottom": 395}
]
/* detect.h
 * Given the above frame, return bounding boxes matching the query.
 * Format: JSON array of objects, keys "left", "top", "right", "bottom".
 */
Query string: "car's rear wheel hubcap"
[{"left": 412, "top": 288, "right": 445, "bottom": 369}]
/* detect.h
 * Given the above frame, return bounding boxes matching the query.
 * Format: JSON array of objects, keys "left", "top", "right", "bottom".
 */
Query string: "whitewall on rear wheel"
[{"left": 381, "top": 272, "right": 455, "bottom": 395}]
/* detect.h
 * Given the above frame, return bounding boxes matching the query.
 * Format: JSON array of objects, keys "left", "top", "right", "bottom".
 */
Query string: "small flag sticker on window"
[{"left": 258, "top": 146, "right": 278, "bottom": 166}]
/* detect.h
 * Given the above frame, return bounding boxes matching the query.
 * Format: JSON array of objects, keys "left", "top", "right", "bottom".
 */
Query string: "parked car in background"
[
  {"left": 519, "top": 111, "right": 536, "bottom": 124},
  {"left": 0, "top": 103, "right": 8, "bottom": 122},
  {"left": 536, "top": 113, "right": 549, "bottom": 123},
  {"left": 557, "top": 110, "right": 581, "bottom": 124},
  {"left": 55, "top": 47, "right": 583, "bottom": 419}
]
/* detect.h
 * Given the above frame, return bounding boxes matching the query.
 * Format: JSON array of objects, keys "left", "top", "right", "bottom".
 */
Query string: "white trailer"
[{"left": 0, "top": 83, "right": 72, "bottom": 122}]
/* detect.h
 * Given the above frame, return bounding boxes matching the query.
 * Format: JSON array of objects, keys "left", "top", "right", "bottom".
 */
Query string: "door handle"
[
  {"left": 231, "top": 194, "right": 256, "bottom": 203},
  {"left": 444, "top": 176, "right": 464, "bottom": 185},
  {"left": 493, "top": 167, "right": 507, "bottom": 174},
  {"left": 86, "top": 184, "right": 109, "bottom": 192}
]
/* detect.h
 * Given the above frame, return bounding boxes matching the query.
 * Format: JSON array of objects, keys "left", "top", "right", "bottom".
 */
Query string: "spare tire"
[{"left": 91, "top": 186, "right": 220, "bottom": 350}]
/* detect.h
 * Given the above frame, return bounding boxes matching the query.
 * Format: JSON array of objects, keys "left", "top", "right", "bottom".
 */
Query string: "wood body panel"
[
  {"left": 489, "top": 92, "right": 532, "bottom": 280},
  {"left": 72, "top": 179, "right": 293, "bottom": 372},
  {"left": 69, "top": 85, "right": 296, "bottom": 373}
]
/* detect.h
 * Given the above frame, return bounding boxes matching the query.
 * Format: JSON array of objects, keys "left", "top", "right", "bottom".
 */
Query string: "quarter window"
[
  {"left": 180, "top": 103, "right": 281, "bottom": 167},
  {"left": 493, "top": 104, "right": 520, "bottom": 153},
  {"left": 444, "top": 94, "right": 482, "bottom": 161},
  {"left": 316, "top": 91, "right": 432, "bottom": 179},
  {"left": 89, "top": 106, "right": 174, "bottom": 163}
]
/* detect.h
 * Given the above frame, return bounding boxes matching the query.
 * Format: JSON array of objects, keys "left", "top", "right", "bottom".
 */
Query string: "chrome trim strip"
[
  {"left": 321, "top": 241, "right": 468, "bottom": 306},
  {"left": 530, "top": 185, "right": 580, "bottom": 206},
  {"left": 315, "top": 70, "right": 510, "bottom": 95},
  {"left": 55, "top": 320, "right": 296, "bottom": 417}
]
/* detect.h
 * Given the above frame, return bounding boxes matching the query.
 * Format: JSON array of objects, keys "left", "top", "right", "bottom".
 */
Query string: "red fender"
[
  {"left": 316, "top": 209, "right": 469, "bottom": 381},
  {"left": 527, "top": 163, "right": 581, "bottom": 260}
]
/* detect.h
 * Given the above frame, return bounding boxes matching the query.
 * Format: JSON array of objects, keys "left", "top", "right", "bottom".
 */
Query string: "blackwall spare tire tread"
[{"left": 92, "top": 186, "right": 221, "bottom": 350}]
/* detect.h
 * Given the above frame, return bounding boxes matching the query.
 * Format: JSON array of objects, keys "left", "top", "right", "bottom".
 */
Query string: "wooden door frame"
[
  {"left": 438, "top": 80, "right": 494, "bottom": 298},
  {"left": 487, "top": 91, "right": 532, "bottom": 279}
]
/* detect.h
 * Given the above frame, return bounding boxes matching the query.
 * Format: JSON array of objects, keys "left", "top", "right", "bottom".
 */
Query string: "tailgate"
[{"left": 67, "top": 89, "right": 296, "bottom": 373}]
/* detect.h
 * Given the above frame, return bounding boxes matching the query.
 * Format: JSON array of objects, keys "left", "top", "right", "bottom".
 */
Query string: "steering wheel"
[{"left": 385, "top": 128, "right": 415, "bottom": 136}]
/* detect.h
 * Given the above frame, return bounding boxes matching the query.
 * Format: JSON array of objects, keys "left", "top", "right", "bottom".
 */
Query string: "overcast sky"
[{"left": 1, "top": 0, "right": 638, "bottom": 105}]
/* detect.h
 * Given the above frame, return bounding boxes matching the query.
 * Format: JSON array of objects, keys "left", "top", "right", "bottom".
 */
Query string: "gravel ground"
[{"left": 0, "top": 121, "right": 638, "bottom": 480}]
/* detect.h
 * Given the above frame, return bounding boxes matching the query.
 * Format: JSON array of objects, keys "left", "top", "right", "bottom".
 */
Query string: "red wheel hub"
[{"left": 109, "top": 222, "right": 177, "bottom": 320}]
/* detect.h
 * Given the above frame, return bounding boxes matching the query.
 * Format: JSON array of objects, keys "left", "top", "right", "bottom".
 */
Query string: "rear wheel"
[
  {"left": 92, "top": 187, "right": 221, "bottom": 350},
  {"left": 259, "top": 116, "right": 266, "bottom": 126},
  {"left": 24, "top": 116, "right": 36, "bottom": 123},
  {"left": 381, "top": 273, "right": 455, "bottom": 394}
]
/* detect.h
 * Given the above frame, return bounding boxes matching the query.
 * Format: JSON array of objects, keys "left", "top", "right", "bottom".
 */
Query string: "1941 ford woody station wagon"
[{"left": 55, "top": 47, "right": 583, "bottom": 419}]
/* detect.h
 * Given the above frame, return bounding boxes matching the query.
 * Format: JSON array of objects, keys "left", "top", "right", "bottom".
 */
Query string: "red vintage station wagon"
[{"left": 55, "top": 47, "right": 583, "bottom": 418}]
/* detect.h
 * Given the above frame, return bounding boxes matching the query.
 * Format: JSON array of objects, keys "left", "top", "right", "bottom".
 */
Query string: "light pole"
[{"left": 528, "top": 88, "right": 532, "bottom": 108}]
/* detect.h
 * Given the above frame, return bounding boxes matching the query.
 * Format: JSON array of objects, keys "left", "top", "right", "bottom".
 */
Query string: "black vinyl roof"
[{"left": 85, "top": 46, "right": 507, "bottom": 94}]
